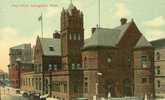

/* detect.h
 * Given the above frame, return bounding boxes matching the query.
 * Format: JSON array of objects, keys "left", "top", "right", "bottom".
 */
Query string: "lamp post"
[{"left": 16, "top": 58, "right": 21, "bottom": 89}]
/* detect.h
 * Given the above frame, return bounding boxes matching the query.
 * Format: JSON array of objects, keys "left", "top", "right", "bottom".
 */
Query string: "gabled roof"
[
  {"left": 84, "top": 20, "right": 151, "bottom": 49},
  {"left": 84, "top": 28, "right": 121, "bottom": 48},
  {"left": 150, "top": 38, "right": 165, "bottom": 49},
  {"left": 39, "top": 38, "right": 61, "bottom": 56},
  {"left": 84, "top": 22, "right": 132, "bottom": 48},
  {"left": 11, "top": 44, "right": 31, "bottom": 49},
  {"left": 134, "top": 36, "right": 152, "bottom": 48}
]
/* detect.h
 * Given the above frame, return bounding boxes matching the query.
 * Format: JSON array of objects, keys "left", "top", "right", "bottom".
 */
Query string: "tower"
[
  {"left": 60, "top": 3, "right": 84, "bottom": 99},
  {"left": 61, "top": 3, "right": 84, "bottom": 70}
]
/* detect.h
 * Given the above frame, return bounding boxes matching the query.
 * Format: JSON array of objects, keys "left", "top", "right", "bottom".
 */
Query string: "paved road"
[{"left": 1, "top": 95, "right": 29, "bottom": 100}]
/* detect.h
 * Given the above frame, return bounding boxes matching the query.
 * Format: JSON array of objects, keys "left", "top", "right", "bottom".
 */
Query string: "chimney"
[
  {"left": 53, "top": 31, "right": 60, "bottom": 39},
  {"left": 120, "top": 18, "right": 127, "bottom": 25},
  {"left": 92, "top": 28, "right": 96, "bottom": 34}
]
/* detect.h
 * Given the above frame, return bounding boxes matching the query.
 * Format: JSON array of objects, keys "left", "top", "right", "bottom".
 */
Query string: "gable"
[
  {"left": 135, "top": 36, "right": 152, "bottom": 49},
  {"left": 116, "top": 20, "right": 142, "bottom": 48},
  {"left": 39, "top": 38, "right": 61, "bottom": 56},
  {"left": 34, "top": 37, "right": 44, "bottom": 56}
]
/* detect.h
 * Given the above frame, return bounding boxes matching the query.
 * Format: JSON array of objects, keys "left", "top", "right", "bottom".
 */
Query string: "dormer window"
[{"left": 49, "top": 47, "right": 54, "bottom": 51}]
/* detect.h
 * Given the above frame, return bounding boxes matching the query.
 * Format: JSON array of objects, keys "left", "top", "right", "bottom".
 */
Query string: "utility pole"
[{"left": 0, "top": 84, "right": 1, "bottom": 100}]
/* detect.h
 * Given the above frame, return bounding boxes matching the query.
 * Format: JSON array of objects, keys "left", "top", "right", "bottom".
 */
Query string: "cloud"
[
  {"left": 145, "top": 30, "right": 165, "bottom": 41},
  {"left": 144, "top": 16, "right": 165, "bottom": 28},
  {"left": 114, "top": 2, "right": 130, "bottom": 18},
  {"left": 46, "top": 6, "right": 61, "bottom": 18}
]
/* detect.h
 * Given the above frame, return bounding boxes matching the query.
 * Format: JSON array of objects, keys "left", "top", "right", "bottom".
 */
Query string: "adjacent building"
[
  {"left": 0, "top": 69, "right": 9, "bottom": 84},
  {"left": 151, "top": 38, "right": 165, "bottom": 96},
  {"left": 8, "top": 43, "right": 33, "bottom": 88},
  {"left": 21, "top": 33, "right": 62, "bottom": 95}
]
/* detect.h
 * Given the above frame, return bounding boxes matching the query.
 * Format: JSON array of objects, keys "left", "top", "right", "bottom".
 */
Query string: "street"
[
  {"left": 0, "top": 86, "right": 31, "bottom": 100},
  {"left": 1, "top": 95, "right": 29, "bottom": 100}
]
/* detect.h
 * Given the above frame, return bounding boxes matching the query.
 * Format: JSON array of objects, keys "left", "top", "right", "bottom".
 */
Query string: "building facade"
[
  {"left": 21, "top": 35, "right": 62, "bottom": 95},
  {"left": 19, "top": 3, "right": 155, "bottom": 100},
  {"left": 82, "top": 19, "right": 154, "bottom": 99},
  {"left": 8, "top": 43, "right": 33, "bottom": 88},
  {"left": 151, "top": 38, "right": 165, "bottom": 96}
]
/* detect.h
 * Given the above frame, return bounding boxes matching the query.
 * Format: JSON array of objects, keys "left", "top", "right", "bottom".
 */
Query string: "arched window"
[{"left": 106, "top": 80, "right": 114, "bottom": 97}]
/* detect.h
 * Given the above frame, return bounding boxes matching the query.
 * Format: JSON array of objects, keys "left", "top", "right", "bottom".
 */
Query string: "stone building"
[
  {"left": 8, "top": 43, "right": 33, "bottom": 88},
  {"left": 21, "top": 35, "right": 62, "bottom": 95},
  {"left": 151, "top": 38, "right": 165, "bottom": 96},
  {"left": 82, "top": 19, "right": 154, "bottom": 99}
]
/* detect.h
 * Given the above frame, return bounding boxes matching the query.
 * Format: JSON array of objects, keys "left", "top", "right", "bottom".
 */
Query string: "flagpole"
[
  {"left": 98, "top": 0, "right": 100, "bottom": 28},
  {"left": 41, "top": 13, "right": 43, "bottom": 39}
]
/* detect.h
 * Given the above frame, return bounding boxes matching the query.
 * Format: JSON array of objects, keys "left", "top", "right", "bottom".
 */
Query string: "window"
[
  {"left": 54, "top": 64, "right": 57, "bottom": 70},
  {"left": 48, "top": 64, "right": 52, "bottom": 70},
  {"left": 142, "top": 78, "right": 147, "bottom": 83},
  {"left": 74, "top": 85, "right": 79, "bottom": 93},
  {"left": 84, "top": 77, "right": 88, "bottom": 80},
  {"left": 107, "top": 57, "right": 112, "bottom": 63},
  {"left": 149, "top": 77, "right": 152, "bottom": 83},
  {"left": 77, "top": 64, "right": 81, "bottom": 68},
  {"left": 128, "top": 56, "right": 131, "bottom": 65},
  {"left": 141, "top": 56, "right": 148, "bottom": 68},
  {"left": 157, "top": 80, "right": 160, "bottom": 88},
  {"left": 123, "top": 80, "right": 131, "bottom": 96},
  {"left": 49, "top": 47, "right": 54, "bottom": 51},
  {"left": 71, "top": 64, "right": 75, "bottom": 69},
  {"left": 73, "top": 34, "right": 76, "bottom": 40},
  {"left": 156, "top": 52, "right": 160, "bottom": 60},
  {"left": 78, "top": 34, "right": 81, "bottom": 40},
  {"left": 69, "top": 33, "right": 72, "bottom": 40},
  {"left": 64, "top": 84, "right": 67, "bottom": 93},
  {"left": 83, "top": 57, "right": 87, "bottom": 68},
  {"left": 84, "top": 82, "right": 88, "bottom": 93},
  {"left": 157, "top": 66, "right": 160, "bottom": 75}
]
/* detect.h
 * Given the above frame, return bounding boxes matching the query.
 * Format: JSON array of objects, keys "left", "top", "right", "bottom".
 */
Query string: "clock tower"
[
  {"left": 60, "top": 3, "right": 84, "bottom": 99},
  {"left": 61, "top": 3, "right": 84, "bottom": 70}
]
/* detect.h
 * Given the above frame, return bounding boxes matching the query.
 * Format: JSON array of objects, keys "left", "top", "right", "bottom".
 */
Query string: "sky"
[{"left": 0, "top": 0, "right": 165, "bottom": 72}]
